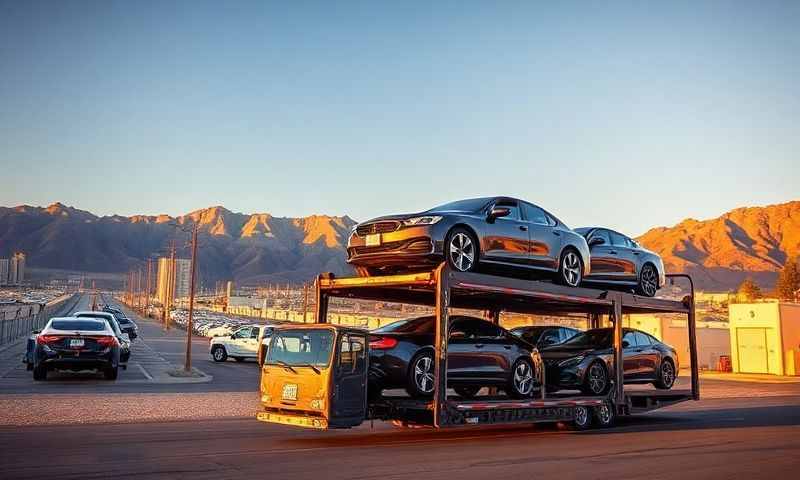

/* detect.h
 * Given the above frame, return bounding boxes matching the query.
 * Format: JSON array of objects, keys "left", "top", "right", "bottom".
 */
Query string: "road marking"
[{"left": 137, "top": 364, "right": 153, "bottom": 381}]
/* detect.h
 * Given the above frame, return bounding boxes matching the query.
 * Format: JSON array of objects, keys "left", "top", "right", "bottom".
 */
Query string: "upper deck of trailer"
[{"left": 318, "top": 270, "right": 692, "bottom": 317}]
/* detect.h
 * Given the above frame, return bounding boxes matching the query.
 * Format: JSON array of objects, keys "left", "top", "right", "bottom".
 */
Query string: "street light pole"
[{"left": 184, "top": 224, "right": 199, "bottom": 373}]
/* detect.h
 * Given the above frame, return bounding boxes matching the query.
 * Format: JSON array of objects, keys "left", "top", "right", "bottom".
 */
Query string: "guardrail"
[{"left": 0, "top": 293, "right": 81, "bottom": 346}]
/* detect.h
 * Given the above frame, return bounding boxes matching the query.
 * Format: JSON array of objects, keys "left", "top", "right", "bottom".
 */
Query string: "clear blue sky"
[{"left": 1, "top": 1, "right": 797, "bottom": 236}]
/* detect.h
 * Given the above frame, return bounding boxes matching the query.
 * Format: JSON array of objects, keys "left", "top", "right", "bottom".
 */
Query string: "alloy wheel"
[
  {"left": 587, "top": 363, "right": 607, "bottom": 394},
  {"left": 449, "top": 233, "right": 475, "bottom": 271},
  {"left": 562, "top": 251, "right": 581, "bottom": 286},
  {"left": 214, "top": 348, "right": 224, "bottom": 361},
  {"left": 661, "top": 361, "right": 675, "bottom": 387},
  {"left": 574, "top": 406, "right": 590, "bottom": 428},
  {"left": 513, "top": 361, "right": 534, "bottom": 395},
  {"left": 641, "top": 266, "right": 658, "bottom": 297},
  {"left": 414, "top": 355, "right": 435, "bottom": 394}
]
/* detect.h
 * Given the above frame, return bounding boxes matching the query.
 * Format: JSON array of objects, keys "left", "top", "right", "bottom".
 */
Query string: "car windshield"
[
  {"left": 51, "top": 319, "right": 106, "bottom": 331},
  {"left": 267, "top": 329, "right": 334, "bottom": 368},
  {"left": 511, "top": 326, "right": 548, "bottom": 343},
  {"left": 428, "top": 198, "right": 490, "bottom": 213},
  {"left": 373, "top": 316, "right": 434, "bottom": 334},
  {"left": 76, "top": 314, "right": 123, "bottom": 336},
  {"left": 562, "top": 329, "right": 612, "bottom": 348}
]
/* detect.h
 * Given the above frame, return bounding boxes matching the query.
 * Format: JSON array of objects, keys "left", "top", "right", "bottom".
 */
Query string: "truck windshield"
[{"left": 267, "top": 329, "right": 334, "bottom": 368}]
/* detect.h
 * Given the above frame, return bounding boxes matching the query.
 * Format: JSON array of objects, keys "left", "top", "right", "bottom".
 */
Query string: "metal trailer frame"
[{"left": 315, "top": 263, "right": 698, "bottom": 428}]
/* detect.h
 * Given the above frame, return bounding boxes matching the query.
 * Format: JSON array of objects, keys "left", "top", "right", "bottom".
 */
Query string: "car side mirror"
[
  {"left": 622, "top": 340, "right": 630, "bottom": 348},
  {"left": 589, "top": 237, "right": 605, "bottom": 247},
  {"left": 32, "top": 329, "right": 41, "bottom": 335},
  {"left": 486, "top": 207, "right": 510, "bottom": 224}
]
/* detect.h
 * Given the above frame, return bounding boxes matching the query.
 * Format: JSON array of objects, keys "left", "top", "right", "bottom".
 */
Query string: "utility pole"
[
  {"left": 161, "top": 241, "right": 176, "bottom": 330},
  {"left": 184, "top": 224, "right": 199, "bottom": 372},
  {"left": 302, "top": 281, "right": 309, "bottom": 323},
  {"left": 145, "top": 258, "right": 152, "bottom": 318}
]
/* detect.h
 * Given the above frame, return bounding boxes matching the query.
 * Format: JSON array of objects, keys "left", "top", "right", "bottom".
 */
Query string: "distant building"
[
  {"left": 729, "top": 302, "right": 800, "bottom": 376},
  {"left": 156, "top": 257, "right": 192, "bottom": 305},
  {"left": 226, "top": 280, "right": 234, "bottom": 299},
  {"left": 8, "top": 253, "right": 25, "bottom": 285},
  {"left": 0, "top": 259, "right": 8, "bottom": 286}
]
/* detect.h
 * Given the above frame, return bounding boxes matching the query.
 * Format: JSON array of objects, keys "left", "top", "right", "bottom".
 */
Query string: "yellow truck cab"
[{"left": 257, "top": 324, "right": 368, "bottom": 429}]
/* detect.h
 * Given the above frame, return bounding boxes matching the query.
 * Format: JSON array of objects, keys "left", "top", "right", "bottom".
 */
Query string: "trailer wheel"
[
  {"left": 572, "top": 405, "right": 593, "bottom": 430},
  {"left": 594, "top": 402, "right": 616, "bottom": 428}
]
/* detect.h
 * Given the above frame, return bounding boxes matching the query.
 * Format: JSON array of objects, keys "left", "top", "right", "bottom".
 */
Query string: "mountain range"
[
  {"left": 1, "top": 200, "right": 798, "bottom": 290},
  {"left": 0, "top": 203, "right": 356, "bottom": 285}
]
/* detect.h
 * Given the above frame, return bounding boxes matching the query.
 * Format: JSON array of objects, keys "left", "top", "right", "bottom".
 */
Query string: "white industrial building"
[{"left": 729, "top": 302, "right": 800, "bottom": 376}]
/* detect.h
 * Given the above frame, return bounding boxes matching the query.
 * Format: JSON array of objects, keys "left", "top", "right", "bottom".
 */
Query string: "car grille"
[{"left": 356, "top": 221, "right": 401, "bottom": 236}]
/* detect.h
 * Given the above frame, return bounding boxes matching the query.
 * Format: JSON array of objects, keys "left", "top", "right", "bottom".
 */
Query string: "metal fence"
[{"left": 0, "top": 294, "right": 80, "bottom": 346}]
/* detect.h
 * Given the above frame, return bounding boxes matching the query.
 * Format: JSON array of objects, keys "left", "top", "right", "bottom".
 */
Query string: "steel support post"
[{"left": 433, "top": 263, "right": 450, "bottom": 428}]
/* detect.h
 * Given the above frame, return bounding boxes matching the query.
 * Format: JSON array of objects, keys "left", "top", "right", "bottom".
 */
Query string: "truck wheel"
[
  {"left": 454, "top": 386, "right": 481, "bottom": 399},
  {"left": 104, "top": 366, "right": 119, "bottom": 381},
  {"left": 594, "top": 401, "right": 616, "bottom": 428},
  {"left": 211, "top": 345, "right": 228, "bottom": 362},
  {"left": 33, "top": 365, "right": 47, "bottom": 381},
  {"left": 572, "top": 405, "right": 593, "bottom": 430}
]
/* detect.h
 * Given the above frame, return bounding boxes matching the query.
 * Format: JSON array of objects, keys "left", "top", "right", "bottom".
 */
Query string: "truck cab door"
[{"left": 330, "top": 333, "right": 367, "bottom": 428}]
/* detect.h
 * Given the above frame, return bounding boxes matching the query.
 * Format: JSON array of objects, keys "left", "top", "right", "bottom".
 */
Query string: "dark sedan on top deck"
[
  {"left": 540, "top": 327, "right": 678, "bottom": 395},
  {"left": 576, "top": 227, "right": 666, "bottom": 297},
  {"left": 347, "top": 196, "right": 591, "bottom": 287}
]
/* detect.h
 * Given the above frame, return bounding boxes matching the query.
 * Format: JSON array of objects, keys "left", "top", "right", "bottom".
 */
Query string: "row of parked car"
[
  {"left": 24, "top": 305, "right": 138, "bottom": 381},
  {"left": 346, "top": 196, "right": 666, "bottom": 297}
]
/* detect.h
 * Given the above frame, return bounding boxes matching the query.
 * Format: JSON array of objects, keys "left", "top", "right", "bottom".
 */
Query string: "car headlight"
[
  {"left": 558, "top": 355, "right": 585, "bottom": 367},
  {"left": 402, "top": 216, "right": 442, "bottom": 226}
]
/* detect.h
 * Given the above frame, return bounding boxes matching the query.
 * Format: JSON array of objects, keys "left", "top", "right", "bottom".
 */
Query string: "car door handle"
[
  {"left": 633, "top": 251, "right": 640, "bottom": 255},
  {"left": 608, "top": 250, "right": 618, "bottom": 254},
  {"left": 552, "top": 231, "right": 561, "bottom": 236},
  {"left": 474, "top": 344, "right": 485, "bottom": 349},
  {"left": 503, "top": 345, "right": 511, "bottom": 350},
  {"left": 519, "top": 225, "right": 528, "bottom": 231}
]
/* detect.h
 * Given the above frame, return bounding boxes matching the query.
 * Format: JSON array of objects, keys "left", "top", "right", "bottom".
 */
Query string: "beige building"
[
  {"left": 729, "top": 302, "right": 800, "bottom": 376},
  {"left": 156, "top": 257, "right": 192, "bottom": 305},
  {"left": 8, "top": 253, "right": 25, "bottom": 285}
]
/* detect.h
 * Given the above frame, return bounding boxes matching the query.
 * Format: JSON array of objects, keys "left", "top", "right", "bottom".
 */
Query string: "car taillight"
[
  {"left": 96, "top": 336, "right": 119, "bottom": 347},
  {"left": 36, "top": 335, "right": 63, "bottom": 345},
  {"left": 369, "top": 337, "right": 398, "bottom": 350}
]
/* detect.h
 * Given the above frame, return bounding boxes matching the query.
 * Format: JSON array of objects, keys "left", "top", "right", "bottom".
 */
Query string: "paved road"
[{"left": 1, "top": 395, "right": 798, "bottom": 479}]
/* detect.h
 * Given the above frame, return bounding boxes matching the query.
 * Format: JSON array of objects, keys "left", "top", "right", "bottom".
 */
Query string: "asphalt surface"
[{"left": 1, "top": 293, "right": 799, "bottom": 478}]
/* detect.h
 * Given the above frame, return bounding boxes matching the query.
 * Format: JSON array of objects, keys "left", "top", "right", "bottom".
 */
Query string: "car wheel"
[
  {"left": 508, "top": 358, "right": 535, "bottom": 398},
  {"left": 581, "top": 361, "right": 610, "bottom": 395},
  {"left": 211, "top": 345, "right": 228, "bottom": 362},
  {"left": 454, "top": 386, "right": 481, "bottom": 399},
  {"left": 406, "top": 351, "right": 435, "bottom": 398},
  {"left": 33, "top": 365, "right": 47, "bottom": 381},
  {"left": 637, "top": 263, "right": 659, "bottom": 297},
  {"left": 654, "top": 358, "right": 676, "bottom": 390},
  {"left": 593, "top": 401, "right": 616, "bottom": 428},
  {"left": 104, "top": 365, "right": 119, "bottom": 381},
  {"left": 572, "top": 405, "right": 594, "bottom": 430},
  {"left": 558, "top": 249, "right": 583, "bottom": 287},
  {"left": 445, "top": 228, "right": 478, "bottom": 272}
]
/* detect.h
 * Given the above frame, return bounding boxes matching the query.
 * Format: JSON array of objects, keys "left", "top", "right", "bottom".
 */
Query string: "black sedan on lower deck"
[
  {"left": 540, "top": 328, "right": 678, "bottom": 395},
  {"left": 368, "top": 315, "right": 538, "bottom": 399},
  {"left": 32, "top": 317, "right": 121, "bottom": 381}
]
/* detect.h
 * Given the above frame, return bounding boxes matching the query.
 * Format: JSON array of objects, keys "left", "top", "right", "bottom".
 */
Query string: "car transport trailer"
[{"left": 256, "top": 263, "right": 698, "bottom": 430}]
